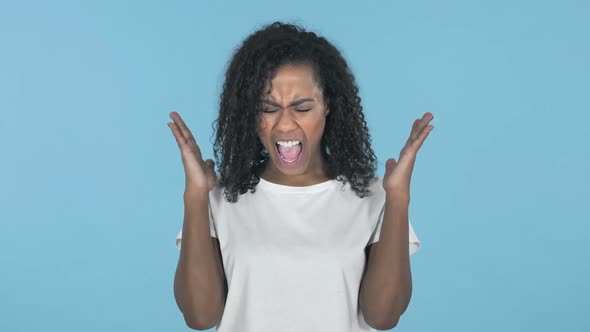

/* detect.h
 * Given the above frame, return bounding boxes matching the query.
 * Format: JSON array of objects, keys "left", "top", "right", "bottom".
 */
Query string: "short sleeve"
[
  {"left": 368, "top": 204, "right": 421, "bottom": 255},
  {"left": 175, "top": 197, "right": 217, "bottom": 250}
]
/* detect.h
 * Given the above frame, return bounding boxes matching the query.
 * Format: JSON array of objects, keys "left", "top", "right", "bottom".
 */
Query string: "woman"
[{"left": 169, "top": 22, "right": 434, "bottom": 331}]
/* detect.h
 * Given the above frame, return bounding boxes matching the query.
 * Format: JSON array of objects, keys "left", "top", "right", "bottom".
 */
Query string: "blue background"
[{"left": 1, "top": 0, "right": 588, "bottom": 331}]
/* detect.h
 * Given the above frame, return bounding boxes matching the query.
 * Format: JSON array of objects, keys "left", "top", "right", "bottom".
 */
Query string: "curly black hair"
[{"left": 212, "top": 21, "right": 378, "bottom": 203}]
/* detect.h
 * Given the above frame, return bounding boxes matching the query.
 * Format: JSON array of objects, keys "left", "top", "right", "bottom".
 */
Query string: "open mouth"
[{"left": 275, "top": 141, "right": 304, "bottom": 166}]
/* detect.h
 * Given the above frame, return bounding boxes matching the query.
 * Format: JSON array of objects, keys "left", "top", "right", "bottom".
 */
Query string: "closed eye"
[{"left": 262, "top": 109, "right": 312, "bottom": 113}]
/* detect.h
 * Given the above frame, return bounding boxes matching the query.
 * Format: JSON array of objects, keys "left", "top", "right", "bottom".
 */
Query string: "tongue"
[{"left": 277, "top": 143, "right": 302, "bottom": 161}]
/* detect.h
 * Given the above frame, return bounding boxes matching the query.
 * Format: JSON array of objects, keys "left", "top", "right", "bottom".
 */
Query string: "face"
[{"left": 256, "top": 64, "right": 330, "bottom": 184}]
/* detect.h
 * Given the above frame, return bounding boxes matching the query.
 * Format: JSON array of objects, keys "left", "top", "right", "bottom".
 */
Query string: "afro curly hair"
[{"left": 212, "top": 21, "right": 378, "bottom": 203}]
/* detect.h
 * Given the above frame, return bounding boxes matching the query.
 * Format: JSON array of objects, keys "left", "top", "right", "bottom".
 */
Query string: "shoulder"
[
  {"left": 334, "top": 175, "right": 385, "bottom": 203},
  {"left": 368, "top": 176, "right": 383, "bottom": 192},
  {"left": 208, "top": 181, "right": 226, "bottom": 207},
  {"left": 207, "top": 180, "right": 255, "bottom": 205},
  {"left": 358, "top": 175, "right": 385, "bottom": 198},
  {"left": 366, "top": 176, "right": 386, "bottom": 208}
]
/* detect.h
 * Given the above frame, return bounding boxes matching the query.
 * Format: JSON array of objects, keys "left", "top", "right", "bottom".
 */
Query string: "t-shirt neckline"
[{"left": 257, "top": 176, "right": 340, "bottom": 193}]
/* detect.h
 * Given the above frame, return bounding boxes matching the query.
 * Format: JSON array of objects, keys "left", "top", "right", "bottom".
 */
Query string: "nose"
[{"left": 275, "top": 109, "right": 298, "bottom": 132}]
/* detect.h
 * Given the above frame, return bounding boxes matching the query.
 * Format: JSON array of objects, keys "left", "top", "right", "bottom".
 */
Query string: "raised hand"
[
  {"left": 167, "top": 111, "right": 217, "bottom": 193},
  {"left": 382, "top": 112, "right": 434, "bottom": 200}
]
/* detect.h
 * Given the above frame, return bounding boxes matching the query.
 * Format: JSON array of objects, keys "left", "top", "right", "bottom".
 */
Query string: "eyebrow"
[{"left": 262, "top": 98, "right": 315, "bottom": 108}]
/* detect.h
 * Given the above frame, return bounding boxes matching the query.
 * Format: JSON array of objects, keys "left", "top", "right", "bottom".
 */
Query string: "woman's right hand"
[{"left": 168, "top": 111, "right": 217, "bottom": 193}]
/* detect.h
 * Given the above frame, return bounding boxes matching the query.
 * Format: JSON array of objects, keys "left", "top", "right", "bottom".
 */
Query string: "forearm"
[
  {"left": 173, "top": 191, "right": 225, "bottom": 329},
  {"left": 360, "top": 194, "right": 412, "bottom": 327}
]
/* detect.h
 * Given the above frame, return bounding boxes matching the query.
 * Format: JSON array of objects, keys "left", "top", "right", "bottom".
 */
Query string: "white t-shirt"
[{"left": 175, "top": 176, "right": 420, "bottom": 331}]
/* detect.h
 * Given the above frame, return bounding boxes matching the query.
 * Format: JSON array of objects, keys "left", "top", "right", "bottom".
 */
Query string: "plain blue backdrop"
[{"left": 1, "top": 0, "right": 588, "bottom": 331}]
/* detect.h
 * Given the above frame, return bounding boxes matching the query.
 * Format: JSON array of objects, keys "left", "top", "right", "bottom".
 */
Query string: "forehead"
[{"left": 264, "top": 64, "right": 322, "bottom": 98}]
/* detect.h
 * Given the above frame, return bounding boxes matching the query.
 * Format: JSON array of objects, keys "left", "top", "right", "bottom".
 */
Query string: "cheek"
[
  {"left": 256, "top": 116, "right": 272, "bottom": 144},
  {"left": 257, "top": 114, "right": 273, "bottom": 131},
  {"left": 308, "top": 119, "right": 326, "bottom": 140},
  {"left": 256, "top": 116, "right": 266, "bottom": 135}
]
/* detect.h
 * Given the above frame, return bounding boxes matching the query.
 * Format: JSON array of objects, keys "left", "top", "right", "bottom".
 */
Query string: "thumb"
[
  {"left": 385, "top": 158, "right": 397, "bottom": 175},
  {"left": 205, "top": 159, "right": 215, "bottom": 169}
]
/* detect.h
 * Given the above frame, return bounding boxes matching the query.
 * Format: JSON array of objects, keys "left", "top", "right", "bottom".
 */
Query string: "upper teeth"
[{"left": 276, "top": 140, "right": 300, "bottom": 147}]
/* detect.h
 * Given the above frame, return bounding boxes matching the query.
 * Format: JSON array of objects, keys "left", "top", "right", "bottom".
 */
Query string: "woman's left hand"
[{"left": 383, "top": 112, "right": 434, "bottom": 200}]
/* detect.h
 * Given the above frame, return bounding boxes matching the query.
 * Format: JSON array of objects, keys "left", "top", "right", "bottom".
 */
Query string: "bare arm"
[
  {"left": 360, "top": 112, "right": 432, "bottom": 328},
  {"left": 359, "top": 195, "right": 412, "bottom": 330},
  {"left": 173, "top": 190, "right": 227, "bottom": 329}
]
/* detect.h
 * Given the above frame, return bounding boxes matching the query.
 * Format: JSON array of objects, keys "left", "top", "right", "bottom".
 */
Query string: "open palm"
[{"left": 383, "top": 112, "right": 434, "bottom": 199}]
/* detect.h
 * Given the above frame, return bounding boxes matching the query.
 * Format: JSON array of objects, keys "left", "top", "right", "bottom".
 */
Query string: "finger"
[
  {"left": 205, "top": 159, "right": 214, "bottom": 169},
  {"left": 169, "top": 122, "right": 200, "bottom": 156},
  {"left": 168, "top": 122, "right": 185, "bottom": 146},
  {"left": 413, "top": 124, "right": 434, "bottom": 150},
  {"left": 408, "top": 118, "right": 425, "bottom": 144},
  {"left": 386, "top": 158, "right": 397, "bottom": 169},
  {"left": 171, "top": 112, "right": 192, "bottom": 142},
  {"left": 411, "top": 113, "right": 434, "bottom": 141},
  {"left": 416, "top": 112, "right": 433, "bottom": 130},
  {"left": 170, "top": 112, "right": 196, "bottom": 143},
  {"left": 410, "top": 119, "right": 421, "bottom": 141},
  {"left": 169, "top": 112, "right": 188, "bottom": 142}
]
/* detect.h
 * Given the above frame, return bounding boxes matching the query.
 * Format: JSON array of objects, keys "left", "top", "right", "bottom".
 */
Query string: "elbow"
[
  {"left": 177, "top": 298, "right": 222, "bottom": 330},
  {"left": 361, "top": 297, "right": 402, "bottom": 330},
  {"left": 179, "top": 301, "right": 223, "bottom": 330},
  {"left": 184, "top": 314, "right": 219, "bottom": 331},
  {"left": 362, "top": 305, "right": 401, "bottom": 330},
  {"left": 367, "top": 315, "right": 400, "bottom": 331},
  {"left": 174, "top": 278, "right": 225, "bottom": 330},
  {"left": 361, "top": 286, "right": 411, "bottom": 330}
]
